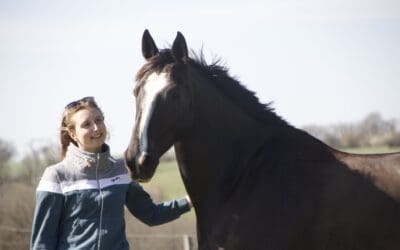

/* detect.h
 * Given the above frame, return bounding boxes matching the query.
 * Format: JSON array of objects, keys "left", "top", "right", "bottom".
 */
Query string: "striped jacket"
[{"left": 30, "top": 144, "right": 190, "bottom": 250}]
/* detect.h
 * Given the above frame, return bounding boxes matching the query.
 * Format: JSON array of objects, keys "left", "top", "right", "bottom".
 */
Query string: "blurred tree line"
[
  {"left": 1, "top": 112, "right": 400, "bottom": 184},
  {"left": 0, "top": 139, "right": 15, "bottom": 185},
  {"left": 0, "top": 139, "right": 59, "bottom": 185},
  {"left": 303, "top": 112, "right": 400, "bottom": 149},
  {"left": 0, "top": 139, "right": 59, "bottom": 249}
]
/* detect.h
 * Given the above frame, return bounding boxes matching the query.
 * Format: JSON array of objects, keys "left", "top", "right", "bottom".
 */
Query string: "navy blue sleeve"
[
  {"left": 30, "top": 191, "right": 64, "bottom": 250},
  {"left": 125, "top": 182, "right": 190, "bottom": 226}
]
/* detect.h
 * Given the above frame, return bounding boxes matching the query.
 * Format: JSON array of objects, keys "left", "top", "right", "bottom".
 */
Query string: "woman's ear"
[{"left": 68, "top": 130, "right": 77, "bottom": 142}]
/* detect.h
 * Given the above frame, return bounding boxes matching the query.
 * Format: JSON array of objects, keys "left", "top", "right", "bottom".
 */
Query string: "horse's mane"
[
  {"left": 190, "top": 51, "right": 289, "bottom": 126},
  {"left": 136, "top": 49, "right": 289, "bottom": 126}
]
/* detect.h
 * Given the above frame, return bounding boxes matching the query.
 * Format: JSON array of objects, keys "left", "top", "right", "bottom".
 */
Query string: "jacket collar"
[{"left": 64, "top": 143, "right": 115, "bottom": 169}]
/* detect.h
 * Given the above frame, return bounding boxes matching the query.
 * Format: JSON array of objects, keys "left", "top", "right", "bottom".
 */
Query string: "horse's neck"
[
  {"left": 175, "top": 79, "right": 278, "bottom": 205},
  {"left": 190, "top": 74, "right": 272, "bottom": 138},
  {"left": 192, "top": 88, "right": 268, "bottom": 155}
]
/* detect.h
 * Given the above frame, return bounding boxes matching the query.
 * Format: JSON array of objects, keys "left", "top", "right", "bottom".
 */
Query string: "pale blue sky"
[{"left": 1, "top": 0, "right": 399, "bottom": 158}]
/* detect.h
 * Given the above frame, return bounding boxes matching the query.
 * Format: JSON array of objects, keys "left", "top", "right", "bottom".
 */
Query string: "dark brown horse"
[{"left": 125, "top": 30, "right": 400, "bottom": 250}]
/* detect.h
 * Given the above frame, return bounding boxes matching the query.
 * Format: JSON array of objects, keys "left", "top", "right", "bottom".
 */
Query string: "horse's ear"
[
  {"left": 172, "top": 31, "right": 188, "bottom": 63},
  {"left": 142, "top": 29, "right": 159, "bottom": 60}
]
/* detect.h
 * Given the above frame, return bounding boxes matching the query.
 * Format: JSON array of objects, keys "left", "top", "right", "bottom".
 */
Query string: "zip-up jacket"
[{"left": 30, "top": 144, "right": 190, "bottom": 250}]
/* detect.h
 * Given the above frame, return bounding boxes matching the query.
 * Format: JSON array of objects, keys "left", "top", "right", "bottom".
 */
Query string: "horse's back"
[
  {"left": 333, "top": 149, "right": 400, "bottom": 201},
  {"left": 308, "top": 149, "right": 400, "bottom": 250},
  {"left": 223, "top": 140, "right": 400, "bottom": 250}
]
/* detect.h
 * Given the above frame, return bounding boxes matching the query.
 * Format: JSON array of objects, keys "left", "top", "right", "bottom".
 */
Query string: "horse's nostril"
[{"left": 137, "top": 152, "right": 150, "bottom": 166}]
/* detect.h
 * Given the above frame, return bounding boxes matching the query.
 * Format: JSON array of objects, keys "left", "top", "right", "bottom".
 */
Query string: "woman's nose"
[{"left": 92, "top": 123, "right": 99, "bottom": 131}]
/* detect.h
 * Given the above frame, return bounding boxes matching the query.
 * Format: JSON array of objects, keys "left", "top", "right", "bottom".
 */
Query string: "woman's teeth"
[{"left": 92, "top": 133, "right": 102, "bottom": 139}]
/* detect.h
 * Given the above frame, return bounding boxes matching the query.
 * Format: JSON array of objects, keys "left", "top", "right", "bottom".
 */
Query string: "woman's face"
[{"left": 69, "top": 107, "right": 107, "bottom": 153}]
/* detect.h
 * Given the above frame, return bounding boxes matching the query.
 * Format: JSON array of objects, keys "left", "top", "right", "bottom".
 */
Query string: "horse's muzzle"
[{"left": 124, "top": 150, "right": 159, "bottom": 182}]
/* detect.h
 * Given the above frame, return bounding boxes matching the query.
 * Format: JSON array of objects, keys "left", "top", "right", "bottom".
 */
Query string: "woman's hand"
[{"left": 185, "top": 195, "right": 193, "bottom": 209}]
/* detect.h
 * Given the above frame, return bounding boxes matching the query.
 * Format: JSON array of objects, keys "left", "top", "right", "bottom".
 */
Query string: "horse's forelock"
[{"left": 135, "top": 50, "right": 175, "bottom": 93}]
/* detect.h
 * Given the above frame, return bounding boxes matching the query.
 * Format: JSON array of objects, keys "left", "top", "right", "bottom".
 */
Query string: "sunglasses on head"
[{"left": 64, "top": 96, "right": 94, "bottom": 109}]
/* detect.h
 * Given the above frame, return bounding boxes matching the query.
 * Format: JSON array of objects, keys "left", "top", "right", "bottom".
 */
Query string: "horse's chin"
[
  {"left": 136, "top": 177, "right": 152, "bottom": 183},
  {"left": 131, "top": 159, "right": 159, "bottom": 183}
]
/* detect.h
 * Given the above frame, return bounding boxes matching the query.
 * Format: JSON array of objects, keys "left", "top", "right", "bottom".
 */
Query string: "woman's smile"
[
  {"left": 91, "top": 133, "right": 103, "bottom": 139},
  {"left": 69, "top": 107, "right": 107, "bottom": 153}
]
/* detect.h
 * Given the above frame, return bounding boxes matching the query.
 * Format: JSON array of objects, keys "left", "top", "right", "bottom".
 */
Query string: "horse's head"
[{"left": 125, "top": 30, "right": 193, "bottom": 181}]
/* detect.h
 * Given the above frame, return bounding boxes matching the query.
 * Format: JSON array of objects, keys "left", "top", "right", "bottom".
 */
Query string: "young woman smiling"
[{"left": 30, "top": 97, "right": 191, "bottom": 250}]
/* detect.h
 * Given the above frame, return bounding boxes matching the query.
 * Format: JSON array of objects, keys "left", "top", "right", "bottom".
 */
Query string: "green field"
[{"left": 140, "top": 161, "right": 187, "bottom": 201}]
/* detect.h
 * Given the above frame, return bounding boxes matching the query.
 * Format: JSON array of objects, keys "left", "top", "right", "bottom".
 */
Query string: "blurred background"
[{"left": 0, "top": 0, "right": 399, "bottom": 249}]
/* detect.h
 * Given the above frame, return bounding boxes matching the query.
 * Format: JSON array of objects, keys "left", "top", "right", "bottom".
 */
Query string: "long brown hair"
[{"left": 60, "top": 97, "right": 104, "bottom": 159}]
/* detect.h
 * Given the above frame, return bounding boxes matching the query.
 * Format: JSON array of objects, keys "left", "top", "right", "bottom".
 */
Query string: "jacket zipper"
[{"left": 96, "top": 154, "right": 104, "bottom": 250}]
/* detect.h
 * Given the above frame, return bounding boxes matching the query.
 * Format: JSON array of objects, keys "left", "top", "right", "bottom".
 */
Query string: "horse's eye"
[
  {"left": 166, "top": 88, "right": 180, "bottom": 100},
  {"left": 170, "top": 91, "right": 180, "bottom": 100}
]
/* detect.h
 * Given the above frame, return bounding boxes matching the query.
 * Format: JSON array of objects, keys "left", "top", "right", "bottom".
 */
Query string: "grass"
[
  {"left": 0, "top": 182, "right": 35, "bottom": 250},
  {"left": 1, "top": 161, "right": 26, "bottom": 178},
  {"left": 140, "top": 161, "right": 186, "bottom": 201}
]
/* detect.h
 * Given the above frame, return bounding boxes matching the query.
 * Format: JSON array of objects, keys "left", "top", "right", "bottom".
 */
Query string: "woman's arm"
[
  {"left": 30, "top": 168, "right": 64, "bottom": 250},
  {"left": 125, "top": 182, "right": 191, "bottom": 226}
]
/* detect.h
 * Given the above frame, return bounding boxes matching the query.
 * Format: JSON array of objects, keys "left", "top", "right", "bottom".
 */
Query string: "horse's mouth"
[
  {"left": 124, "top": 150, "right": 159, "bottom": 182},
  {"left": 138, "top": 162, "right": 158, "bottom": 181}
]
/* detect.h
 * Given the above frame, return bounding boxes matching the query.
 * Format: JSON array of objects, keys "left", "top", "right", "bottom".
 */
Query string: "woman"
[{"left": 30, "top": 96, "right": 192, "bottom": 250}]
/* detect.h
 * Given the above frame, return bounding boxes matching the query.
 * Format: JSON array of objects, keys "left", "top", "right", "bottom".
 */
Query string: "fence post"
[{"left": 182, "top": 234, "right": 191, "bottom": 250}]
